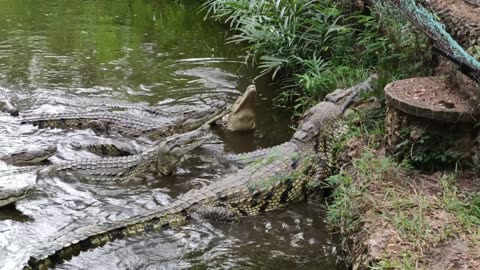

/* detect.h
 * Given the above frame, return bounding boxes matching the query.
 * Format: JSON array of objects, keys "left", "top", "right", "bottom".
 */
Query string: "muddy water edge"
[{"left": 0, "top": 0, "right": 346, "bottom": 269}]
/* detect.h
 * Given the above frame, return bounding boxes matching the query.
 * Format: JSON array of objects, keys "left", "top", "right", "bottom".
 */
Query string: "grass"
[{"left": 326, "top": 112, "right": 480, "bottom": 268}]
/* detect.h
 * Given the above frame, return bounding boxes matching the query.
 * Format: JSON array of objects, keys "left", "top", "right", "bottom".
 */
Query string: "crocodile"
[
  {"left": 76, "top": 84, "right": 257, "bottom": 132},
  {"left": 0, "top": 87, "right": 19, "bottom": 116},
  {"left": 0, "top": 186, "right": 35, "bottom": 208},
  {"left": 36, "top": 126, "right": 211, "bottom": 182},
  {"left": 58, "top": 87, "right": 257, "bottom": 157},
  {"left": 20, "top": 99, "right": 229, "bottom": 140},
  {"left": 222, "top": 84, "right": 256, "bottom": 131},
  {"left": 20, "top": 85, "right": 256, "bottom": 143},
  {"left": 83, "top": 86, "right": 256, "bottom": 157},
  {"left": 24, "top": 75, "right": 377, "bottom": 269},
  {"left": 1, "top": 145, "right": 57, "bottom": 166}
]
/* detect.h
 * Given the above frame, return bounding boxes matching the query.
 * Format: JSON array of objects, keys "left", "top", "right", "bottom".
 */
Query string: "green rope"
[{"left": 382, "top": 0, "right": 480, "bottom": 81}]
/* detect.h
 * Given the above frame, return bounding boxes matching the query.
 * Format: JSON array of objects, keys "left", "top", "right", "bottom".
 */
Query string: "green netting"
[{"left": 381, "top": 0, "right": 480, "bottom": 81}]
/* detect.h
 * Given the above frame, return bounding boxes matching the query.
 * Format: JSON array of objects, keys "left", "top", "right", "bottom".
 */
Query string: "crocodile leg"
[{"left": 191, "top": 205, "right": 240, "bottom": 223}]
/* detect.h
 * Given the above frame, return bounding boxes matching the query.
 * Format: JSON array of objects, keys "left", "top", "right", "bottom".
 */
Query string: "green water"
[
  {"left": 0, "top": 0, "right": 345, "bottom": 269},
  {"left": 0, "top": 0, "right": 235, "bottom": 97}
]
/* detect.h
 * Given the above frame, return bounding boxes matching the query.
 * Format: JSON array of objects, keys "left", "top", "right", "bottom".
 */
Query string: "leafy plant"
[
  {"left": 203, "top": 0, "right": 432, "bottom": 112},
  {"left": 203, "top": 0, "right": 348, "bottom": 80},
  {"left": 393, "top": 126, "right": 468, "bottom": 171}
]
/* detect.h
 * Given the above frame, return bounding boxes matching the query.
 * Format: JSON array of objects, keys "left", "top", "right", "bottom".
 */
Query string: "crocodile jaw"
[
  {"left": 0, "top": 186, "right": 35, "bottom": 208},
  {"left": 227, "top": 84, "right": 256, "bottom": 131},
  {"left": 2, "top": 145, "right": 57, "bottom": 166}
]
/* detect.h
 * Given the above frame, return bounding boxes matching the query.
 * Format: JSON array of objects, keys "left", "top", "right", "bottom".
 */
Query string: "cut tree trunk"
[{"left": 384, "top": 77, "right": 478, "bottom": 168}]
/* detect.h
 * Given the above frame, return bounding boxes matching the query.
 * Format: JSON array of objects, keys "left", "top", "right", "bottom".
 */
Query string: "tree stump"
[{"left": 384, "top": 77, "right": 478, "bottom": 169}]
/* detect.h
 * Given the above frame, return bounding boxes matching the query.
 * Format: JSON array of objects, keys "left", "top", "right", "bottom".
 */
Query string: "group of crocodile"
[
  {"left": 19, "top": 75, "right": 377, "bottom": 269},
  {"left": 0, "top": 0, "right": 478, "bottom": 268},
  {"left": 0, "top": 85, "right": 257, "bottom": 208},
  {"left": 1, "top": 76, "right": 376, "bottom": 269}
]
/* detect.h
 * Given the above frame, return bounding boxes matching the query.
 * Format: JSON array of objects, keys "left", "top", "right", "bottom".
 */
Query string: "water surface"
[{"left": 0, "top": 0, "right": 345, "bottom": 269}]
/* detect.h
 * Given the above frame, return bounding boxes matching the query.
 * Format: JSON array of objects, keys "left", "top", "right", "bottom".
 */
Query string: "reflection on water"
[{"left": 0, "top": 0, "right": 344, "bottom": 269}]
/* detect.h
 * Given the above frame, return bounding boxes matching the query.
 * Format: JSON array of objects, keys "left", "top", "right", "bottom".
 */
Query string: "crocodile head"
[
  {"left": 175, "top": 99, "right": 229, "bottom": 133},
  {"left": 166, "top": 125, "right": 211, "bottom": 152},
  {"left": 1, "top": 145, "right": 57, "bottom": 166},
  {"left": 213, "top": 85, "right": 257, "bottom": 132},
  {"left": 153, "top": 126, "right": 212, "bottom": 175},
  {"left": 225, "top": 84, "right": 256, "bottom": 131},
  {"left": 0, "top": 186, "right": 35, "bottom": 208}
]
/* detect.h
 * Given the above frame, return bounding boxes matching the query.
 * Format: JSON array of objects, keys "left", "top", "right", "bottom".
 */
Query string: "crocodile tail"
[
  {"left": 25, "top": 208, "right": 188, "bottom": 269},
  {"left": 19, "top": 113, "right": 110, "bottom": 133}
]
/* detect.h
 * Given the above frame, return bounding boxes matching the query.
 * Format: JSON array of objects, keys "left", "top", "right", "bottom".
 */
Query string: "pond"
[{"left": 0, "top": 0, "right": 345, "bottom": 269}]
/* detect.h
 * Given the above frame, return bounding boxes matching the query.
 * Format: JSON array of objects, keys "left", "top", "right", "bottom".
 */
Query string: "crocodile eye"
[{"left": 17, "top": 151, "right": 27, "bottom": 156}]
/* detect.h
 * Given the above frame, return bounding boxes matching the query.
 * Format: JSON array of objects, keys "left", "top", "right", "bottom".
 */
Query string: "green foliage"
[
  {"left": 467, "top": 45, "right": 480, "bottom": 60},
  {"left": 203, "top": 0, "right": 348, "bottom": 78},
  {"left": 441, "top": 177, "right": 480, "bottom": 231},
  {"left": 326, "top": 151, "right": 399, "bottom": 234},
  {"left": 393, "top": 126, "right": 468, "bottom": 171},
  {"left": 335, "top": 106, "right": 386, "bottom": 153},
  {"left": 203, "top": 0, "right": 432, "bottom": 112},
  {"left": 467, "top": 193, "right": 480, "bottom": 224},
  {"left": 325, "top": 171, "right": 359, "bottom": 233}
]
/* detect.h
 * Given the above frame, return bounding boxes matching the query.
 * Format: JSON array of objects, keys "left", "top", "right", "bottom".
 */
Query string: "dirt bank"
[{"left": 327, "top": 130, "right": 480, "bottom": 269}]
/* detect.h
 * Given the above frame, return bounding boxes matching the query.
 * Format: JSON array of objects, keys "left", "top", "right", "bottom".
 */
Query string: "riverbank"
[
  {"left": 327, "top": 110, "right": 480, "bottom": 268},
  {"left": 203, "top": 0, "right": 480, "bottom": 268}
]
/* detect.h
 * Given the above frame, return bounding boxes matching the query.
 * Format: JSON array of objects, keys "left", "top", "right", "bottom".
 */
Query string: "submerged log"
[{"left": 384, "top": 76, "right": 478, "bottom": 168}]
